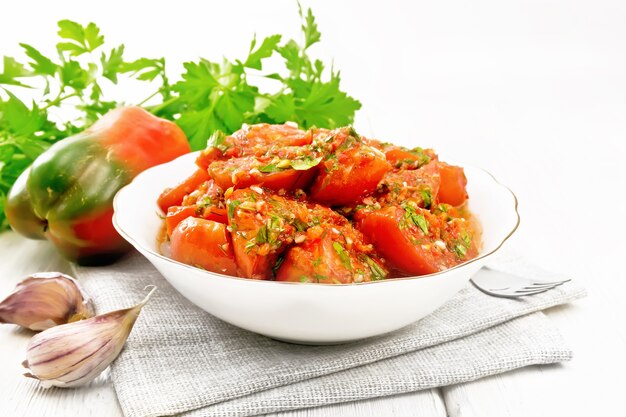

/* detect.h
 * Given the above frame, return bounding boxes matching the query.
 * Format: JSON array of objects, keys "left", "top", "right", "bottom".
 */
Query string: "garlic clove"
[
  {"left": 23, "top": 286, "right": 155, "bottom": 388},
  {"left": 0, "top": 272, "right": 95, "bottom": 331}
]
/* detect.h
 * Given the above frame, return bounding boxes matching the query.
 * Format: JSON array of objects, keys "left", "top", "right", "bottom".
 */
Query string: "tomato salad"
[{"left": 157, "top": 123, "right": 480, "bottom": 283}]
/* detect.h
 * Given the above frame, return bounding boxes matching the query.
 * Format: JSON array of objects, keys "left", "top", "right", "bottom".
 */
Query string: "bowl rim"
[{"left": 112, "top": 157, "right": 520, "bottom": 288}]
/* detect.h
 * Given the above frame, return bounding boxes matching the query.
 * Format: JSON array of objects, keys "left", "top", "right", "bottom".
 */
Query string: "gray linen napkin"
[{"left": 74, "top": 252, "right": 585, "bottom": 417}]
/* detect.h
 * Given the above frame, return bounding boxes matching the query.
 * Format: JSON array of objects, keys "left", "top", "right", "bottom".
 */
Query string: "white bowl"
[{"left": 113, "top": 152, "right": 519, "bottom": 344}]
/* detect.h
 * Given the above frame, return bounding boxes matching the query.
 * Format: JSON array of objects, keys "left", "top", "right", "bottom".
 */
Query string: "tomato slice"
[
  {"left": 157, "top": 168, "right": 210, "bottom": 212},
  {"left": 224, "top": 123, "right": 312, "bottom": 158},
  {"left": 227, "top": 189, "right": 300, "bottom": 279},
  {"left": 377, "top": 161, "right": 441, "bottom": 208},
  {"left": 209, "top": 156, "right": 316, "bottom": 191},
  {"left": 438, "top": 163, "right": 468, "bottom": 206},
  {"left": 166, "top": 205, "right": 198, "bottom": 237},
  {"left": 276, "top": 230, "right": 388, "bottom": 284},
  {"left": 197, "top": 124, "right": 313, "bottom": 165},
  {"left": 195, "top": 147, "right": 224, "bottom": 170},
  {"left": 170, "top": 217, "right": 237, "bottom": 276},
  {"left": 309, "top": 141, "right": 390, "bottom": 205},
  {"left": 359, "top": 204, "right": 457, "bottom": 276}
]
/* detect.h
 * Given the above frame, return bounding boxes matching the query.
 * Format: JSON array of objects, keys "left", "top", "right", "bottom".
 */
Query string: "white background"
[{"left": 2, "top": 1, "right": 626, "bottom": 415}]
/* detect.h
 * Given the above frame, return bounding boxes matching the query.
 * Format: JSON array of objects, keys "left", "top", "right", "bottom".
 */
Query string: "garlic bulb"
[
  {"left": 22, "top": 287, "right": 155, "bottom": 388},
  {"left": 0, "top": 272, "right": 95, "bottom": 331}
]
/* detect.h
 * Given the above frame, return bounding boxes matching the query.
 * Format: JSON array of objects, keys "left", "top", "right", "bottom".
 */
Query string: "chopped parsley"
[
  {"left": 255, "top": 224, "right": 269, "bottom": 244},
  {"left": 332, "top": 241, "right": 352, "bottom": 270},
  {"left": 363, "top": 255, "right": 387, "bottom": 280},
  {"left": 420, "top": 189, "right": 432, "bottom": 209},
  {"left": 290, "top": 156, "right": 322, "bottom": 171},
  {"left": 402, "top": 204, "right": 429, "bottom": 234},
  {"left": 258, "top": 163, "right": 282, "bottom": 173},
  {"left": 454, "top": 243, "right": 467, "bottom": 258},
  {"left": 228, "top": 200, "right": 241, "bottom": 218}
]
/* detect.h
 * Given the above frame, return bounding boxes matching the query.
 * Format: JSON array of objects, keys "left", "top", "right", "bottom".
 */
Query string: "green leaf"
[
  {"left": 176, "top": 107, "right": 226, "bottom": 151},
  {"left": 101, "top": 45, "right": 125, "bottom": 83},
  {"left": 58, "top": 20, "right": 86, "bottom": 43},
  {"left": 121, "top": 57, "right": 165, "bottom": 82},
  {"left": 0, "top": 57, "right": 32, "bottom": 86},
  {"left": 19, "top": 44, "right": 57, "bottom": 76},
  {"left": 84, "top": 23, "right": 105, "bottom": 51},
  {"left": 244, "top": 34, "right": 281, "bottom": 70},
  {"left": 136, "top": 68, "right": 162, "bottom": 81},
  {"left": 276, "top": 40, "right": 301, "bottom": 74},
  {"left": 293, "top": 76, "right": 361, "bottom": 129},
  {"left": 57, "top": 20, "right": 104, "bottom": 55},
  {"left": 3, "top": 93, "right": 44, "bottom": 136},
  {"left": 173, "top": 60, "right": 219, "bottom": 108},
  {"left": 60, "top": 60, "right": 89, "bottom": 90},
  {"left": 265, "top": 93, "right": 295, "bottom": 122},
  {"left": 299, "top": 5, "right": 321, "bottom": 49},
  {"left": 215, "top": 89, "right": 255, "bottom": 132},
  {"left": 56, "top": 41, "right": 85, "bottom": 56}
]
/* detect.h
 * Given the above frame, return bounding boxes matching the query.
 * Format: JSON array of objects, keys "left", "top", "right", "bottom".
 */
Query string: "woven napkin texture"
[{"left": 74, "top": 252, "right": 585, "bottom": 417}]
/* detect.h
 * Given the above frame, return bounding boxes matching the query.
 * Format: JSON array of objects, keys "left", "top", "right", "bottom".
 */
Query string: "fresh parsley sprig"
[{"left": 0, "top": 4, "right": 361, "bottom": 230}]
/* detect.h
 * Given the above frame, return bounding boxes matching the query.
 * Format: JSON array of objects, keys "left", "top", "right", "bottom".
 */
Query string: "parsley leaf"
[
  {"left": 332, "top": 242, "right": 352, "bottom": 270},
  {"left": 298, "top": 2, "right": 321, "bottom": 49},
  {"left": 0, "top": 57, "right": 32, "bottom": 87},
  {"left": 244, "top": 34, "right": 282, "bottom": 70},
  {"left": 20, "top": 44, "right": 57, "bottom": 76},
  {"left": 57, "top": 20, "right": 104, "bottom": 56}
]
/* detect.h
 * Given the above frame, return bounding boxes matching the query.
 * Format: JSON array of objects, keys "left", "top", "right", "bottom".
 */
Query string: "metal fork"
[{"left": 470, "top": 267, "right": 571, "bottom": 299}]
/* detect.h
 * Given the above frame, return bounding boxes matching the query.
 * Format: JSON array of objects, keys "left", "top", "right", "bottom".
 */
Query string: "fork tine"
[
  {"left": 530, "top": 279, "right": 571, "bottom": 286},
  {"left": 515, "top": 283, "right": 566, "bottom": 294},
  {"left": 527, "top": 280, "right": 570, "bottom": 289}
]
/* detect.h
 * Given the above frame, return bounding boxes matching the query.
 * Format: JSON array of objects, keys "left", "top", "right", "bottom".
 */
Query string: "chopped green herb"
[
  {"left": 290, "top": 156, "right": 322, "bottom": 171},
  {"left": 402, "top": 204, "right": 429, "bottom": 234},
  {"left": 227, "top": 200, "right": 241, "bottom": 218},
  {"left": 255, "top": 224, "right": 269, "bottom": 244},
  {"left": 414, "top": 214, "right": 429, "bottom": 234},
  {"left": 207, "top": 130, "right": 228, "bottom": 152},
  {"left": 454, "top": 243, "right": 467, "bottom": 258},
  {"left": 198, "top": 195, "right": 214, "bottom": 208},
  {"left": 244, "top": 240, "right": 257, "bottom": 252},
  {"left": 363, "top": 255, "right": 387, "bottom": 281},
  {"left": 332, "top": 241, "right": 351, "bottom": 270},
  {"left": 257, "top": 163, "right": 283, "bottom": 173},
  {"left": 420, "top": 189, "right": 432, "bottom": 209},
  {"left": 293, "top": 218, "right": 308, "bottom": 232},
  {"left": 410, "top": 146, "right": 431, "bottom": 167}
]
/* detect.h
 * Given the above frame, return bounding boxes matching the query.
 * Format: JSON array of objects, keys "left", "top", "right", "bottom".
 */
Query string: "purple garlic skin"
[
  {"left": 23, "top": 287, "right": 155, "bottom": 388},
  {"left": 0, "top": 272, "right": 95, "bottom": 331}
]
